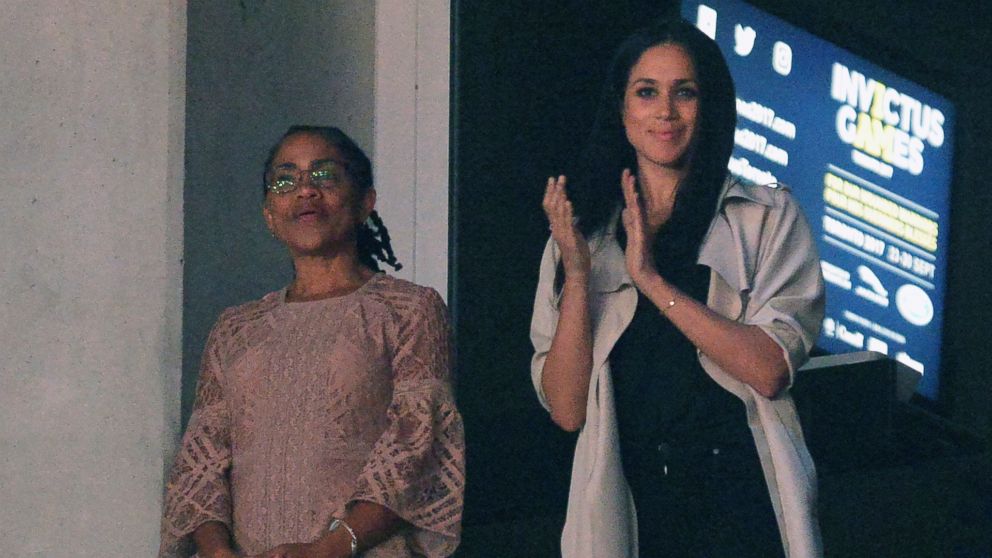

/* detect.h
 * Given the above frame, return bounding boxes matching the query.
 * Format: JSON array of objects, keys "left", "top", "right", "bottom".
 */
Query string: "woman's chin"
[
  {"left": 639, "top": 149, "right": 690, "bottom": 172},
  {"left": 284, "top": 237, "right": 342, "bottom": 258}
]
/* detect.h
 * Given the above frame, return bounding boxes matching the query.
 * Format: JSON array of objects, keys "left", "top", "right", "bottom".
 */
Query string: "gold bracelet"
[
  {"left": 659, "top": 297, "right": 677, "bottom": 314},
  {"left": 329, "top": 518, "right": 358, "bottom": 556}
]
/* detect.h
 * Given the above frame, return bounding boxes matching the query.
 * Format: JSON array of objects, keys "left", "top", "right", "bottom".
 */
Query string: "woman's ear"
[
  {"left": 263, "top": 203, "right": 276, "bottom": 235},
  {"left": 361, "top": 188, "right": 377, "bottom": 222}
]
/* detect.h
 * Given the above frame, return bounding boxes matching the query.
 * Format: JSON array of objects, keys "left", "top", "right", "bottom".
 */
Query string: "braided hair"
[{"left": 263, "top": 125, "right": 402, "bottom": 272}]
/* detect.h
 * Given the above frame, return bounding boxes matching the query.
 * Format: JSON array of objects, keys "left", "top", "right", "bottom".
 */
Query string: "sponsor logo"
[
  {"left": 895, "top": 283, "right": 934, "bottom": 326},
  {"left": 838, "top": 324, "right": 865, "bottom": 348},
  {"left": 853, "top": 265, "right": 889, "bottom": 307},
  {"left": 822, "top": 317, "right": 867, "bottom": 349}
]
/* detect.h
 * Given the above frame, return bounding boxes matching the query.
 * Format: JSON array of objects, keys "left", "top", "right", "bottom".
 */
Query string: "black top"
[{"left": 610, "top": 262, "right": 753, "bottom": 474}]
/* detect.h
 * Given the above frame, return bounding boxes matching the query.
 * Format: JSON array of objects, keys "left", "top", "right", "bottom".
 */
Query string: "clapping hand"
[
  {"left": 619, "top": 168, "right": 659, "bottom": 287},
  {"left": 542, "top": 175, "right": 591, "bottom": 279}
]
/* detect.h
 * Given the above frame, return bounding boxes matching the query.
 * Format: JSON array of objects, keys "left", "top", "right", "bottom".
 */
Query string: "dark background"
[{"left": 450, "top": 0, "right": 992, "bottom": 555}]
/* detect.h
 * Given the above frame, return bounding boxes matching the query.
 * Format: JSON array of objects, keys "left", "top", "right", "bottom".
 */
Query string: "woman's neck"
[
  {"left": 635, "top": 160, "right": 687, "bottom": 236},
  {"left": 287, "top": 251, "right": 374, "bottom": 301}
]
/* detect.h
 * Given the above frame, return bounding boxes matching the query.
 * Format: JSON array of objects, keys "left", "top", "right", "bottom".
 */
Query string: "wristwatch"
[{"left": 328, "top": 518, "right": 359, "bottom": 556}]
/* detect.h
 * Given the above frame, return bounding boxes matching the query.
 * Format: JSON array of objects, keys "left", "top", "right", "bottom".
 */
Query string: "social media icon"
[
  {"left": 696, "top": 5, "right": 717, "bottom": 40},
  {"left": 734, "top": 24, "right": 756, "bottom": 56},
  {"left": 772, "top": 41, "right": 792, "bottom": 75}
]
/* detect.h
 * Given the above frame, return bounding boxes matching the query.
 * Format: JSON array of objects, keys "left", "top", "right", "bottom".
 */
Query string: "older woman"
[
  {"left": 160, "top": 126, "right": 465, "bottom": 558},
  {"left": 531, "top": 19, "right": 825, "bottom": 558}
]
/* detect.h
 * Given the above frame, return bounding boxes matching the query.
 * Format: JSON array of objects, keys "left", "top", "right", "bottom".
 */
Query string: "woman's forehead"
[
  {"left": 272, "top": 133, "right": 343, "bottom": 166},
  {"left": 629, "top": 43, "right": 697, "bottom": 82}
]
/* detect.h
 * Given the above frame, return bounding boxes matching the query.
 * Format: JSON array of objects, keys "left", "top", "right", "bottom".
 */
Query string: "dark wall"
[
  {"left": 182, "top": 1, "right": 376, "bottom": 423},
  {"left": 451, "top": 0, "right": 992, "bottom": 530},
  {"left": 450, "top": 0, "right": 680, "bottom": 525}
]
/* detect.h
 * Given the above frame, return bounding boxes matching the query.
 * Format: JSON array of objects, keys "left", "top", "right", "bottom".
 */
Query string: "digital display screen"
[{"left": 681, "top": 0, "right": 956, "bottom": 399}]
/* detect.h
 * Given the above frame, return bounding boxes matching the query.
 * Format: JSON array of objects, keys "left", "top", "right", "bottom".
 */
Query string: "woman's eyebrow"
[
  {"left": 629, "top": 77, "right": 658, "bottom": 86},
  {"left": 629, "top": 77, "right": 698, "bottom": 86},
  {"left": 272, "top": 158, "right": 339, "bottom": 169}
]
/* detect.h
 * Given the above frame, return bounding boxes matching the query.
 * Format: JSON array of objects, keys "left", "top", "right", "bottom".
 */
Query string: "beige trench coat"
[{"left": 530, "top": 178, "right": 826, "bottom": 558}]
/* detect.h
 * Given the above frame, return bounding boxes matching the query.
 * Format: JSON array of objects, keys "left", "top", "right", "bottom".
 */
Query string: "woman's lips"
[
  {"left": 293, "top": 206, "right": 327, "bottom": 222},
  {"left": 649, "top": 129, "right": 680, "bottom": 141},
  {"left": 296, "top": 212, "right": 322, "bottom": 223}
]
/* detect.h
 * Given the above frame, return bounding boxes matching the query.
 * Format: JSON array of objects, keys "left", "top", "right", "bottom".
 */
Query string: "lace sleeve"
[
  {"left": 350, "top": 288, "right": 466, "bottom": 558},
  {"left": 159, "top": 317, "right": 234, "bottom": 558}
]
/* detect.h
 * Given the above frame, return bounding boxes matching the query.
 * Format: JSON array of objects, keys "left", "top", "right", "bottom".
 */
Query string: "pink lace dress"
[{"left": 159, "top": 274, "right": 465, "bottom": 557}]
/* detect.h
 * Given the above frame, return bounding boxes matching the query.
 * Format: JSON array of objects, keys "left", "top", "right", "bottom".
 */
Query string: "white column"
[
  {"left": 374, "top": 0, "right": 451, "bottom": 298},
  {"left": 0, "top": 1, "right": 186, "bottom": 555}
]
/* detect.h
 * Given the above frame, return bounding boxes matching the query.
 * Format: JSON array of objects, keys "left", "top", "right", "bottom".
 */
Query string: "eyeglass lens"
[{"left": 267, "top": 161, "right": 342, "bottom": 194}]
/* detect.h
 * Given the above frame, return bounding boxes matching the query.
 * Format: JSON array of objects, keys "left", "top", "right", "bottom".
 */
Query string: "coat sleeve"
[
  {"left": 349, "top": 287, "right": 466, "bottom": 558},
  {"left": 745, "top": 191, "right": 826, "bottom": 385},
  {"left": 159, "top": 312, "right": 235, "bottom": 558},
  {"left": 529, "top": 237, "right": 561, "bottom": 412}
]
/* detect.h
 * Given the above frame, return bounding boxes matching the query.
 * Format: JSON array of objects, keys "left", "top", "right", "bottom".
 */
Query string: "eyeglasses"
[{"left": 265, "top": 160, "right": 347, "bottom": 195}]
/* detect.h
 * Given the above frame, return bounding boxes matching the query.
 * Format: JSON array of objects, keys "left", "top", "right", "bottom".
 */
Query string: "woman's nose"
[
  {"left": 295, "top": 181, "right": 320, "bottom": 197},
  {"left": 656, "top": 97, "right": 676, "bottom": 120}
]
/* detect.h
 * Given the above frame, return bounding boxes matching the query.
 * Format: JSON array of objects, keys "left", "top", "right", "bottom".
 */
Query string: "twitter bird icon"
[{"left": 734, "top": 24, "right": 756, "bottom": 56}]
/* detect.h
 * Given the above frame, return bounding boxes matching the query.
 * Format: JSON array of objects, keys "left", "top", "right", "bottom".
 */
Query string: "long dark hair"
[
  {"left": 566, "top": 18, "right": 736, "bottom": 264},
  {"left": 263, "top": 125, "right": 402, "bottom": 272}
]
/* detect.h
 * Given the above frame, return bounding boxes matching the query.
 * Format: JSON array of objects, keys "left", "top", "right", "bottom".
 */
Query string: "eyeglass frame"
[{"left": 264, "top": 158, "right": 352, "bottom": 195}]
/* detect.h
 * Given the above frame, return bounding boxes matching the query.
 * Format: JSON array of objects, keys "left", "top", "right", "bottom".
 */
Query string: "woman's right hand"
[
  {"left": 539, "top": 175, "right": 595, "bottom": 432},
  {"left": 542, "top": 175, "right": 591, "bottom": 278}
]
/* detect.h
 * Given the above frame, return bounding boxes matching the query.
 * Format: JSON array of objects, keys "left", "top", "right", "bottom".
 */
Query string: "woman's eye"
[
  {"left": 311, "top": 169, "right": 338, "bottom": 187},
  {"left": 273, "top": 173, "right": 296, "bottom": 185},
  {"left": 675, "top": 87, "right": 699, "bottom": 99},
  {"left": 635, "top": 87, "right": 658, "bottom": 98}
]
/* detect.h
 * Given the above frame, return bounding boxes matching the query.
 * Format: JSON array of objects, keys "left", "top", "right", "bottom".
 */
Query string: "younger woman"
[{"left": 531, "top": 20, "right": 824, "bottom": 557}]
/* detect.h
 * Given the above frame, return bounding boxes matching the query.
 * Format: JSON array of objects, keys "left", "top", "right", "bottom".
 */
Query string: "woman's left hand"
[{"left": 620, "top": 168, "right": 659, "bottom": 287}]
